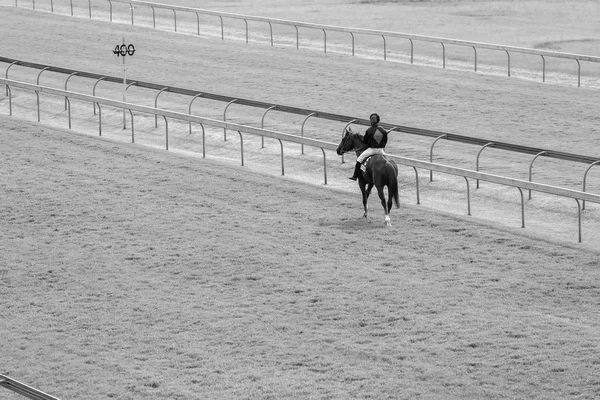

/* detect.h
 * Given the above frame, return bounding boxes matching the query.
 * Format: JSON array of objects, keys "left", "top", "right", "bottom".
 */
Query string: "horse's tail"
[{"left": 387, "top": 163, "right": 400, "bottom": 209}]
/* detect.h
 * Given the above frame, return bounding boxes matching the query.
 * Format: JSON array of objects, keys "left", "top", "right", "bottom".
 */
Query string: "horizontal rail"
[
  {"left": 109, "top": 0, "right": 600, "bottom": 64},
  {"left": 388, "top": 154, "right": 600, "bottom": 205},
  {"left": 0, "top": 78, "right": 336, "bottom": 150},
  {"left": 0, "top": 374, "right": 62, "bottom": 400},
  {"left": 2, "top": 57, "right": 599, "bottom": 166},
  {"left": 3, "top": 77, "right": 600, "bottom": 206}
]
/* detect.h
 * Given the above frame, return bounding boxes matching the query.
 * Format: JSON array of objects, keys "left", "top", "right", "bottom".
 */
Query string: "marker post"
[{"left": 113, "top": 38, "right": 136, "bottom": 129}]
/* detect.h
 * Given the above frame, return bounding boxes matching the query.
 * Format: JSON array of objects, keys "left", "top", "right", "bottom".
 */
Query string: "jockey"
[{"left": 349, "top": 113, "right": 388, "bottom": 180}]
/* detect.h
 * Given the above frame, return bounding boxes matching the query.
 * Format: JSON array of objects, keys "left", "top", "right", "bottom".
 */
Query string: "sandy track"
[
  {"left": 2, "top": 115, "right": 600, "bottom": 399},
  {"left": 2, "top": 2, "right": 600, "bottom": 399}
]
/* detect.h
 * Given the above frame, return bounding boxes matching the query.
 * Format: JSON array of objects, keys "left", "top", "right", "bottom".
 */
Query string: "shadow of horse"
[{"left": 336, "top": 127, "right": 400, "bottom": 226}]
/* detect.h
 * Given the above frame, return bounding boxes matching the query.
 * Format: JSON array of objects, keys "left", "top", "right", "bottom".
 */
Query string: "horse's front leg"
[{"left": 360, "top": 182, "right": 373, "bottom": 220}]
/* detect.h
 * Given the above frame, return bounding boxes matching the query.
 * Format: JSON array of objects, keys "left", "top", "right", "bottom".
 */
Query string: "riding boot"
[{"left": 349, "top": 161, "right": 362, "bottom": 180}]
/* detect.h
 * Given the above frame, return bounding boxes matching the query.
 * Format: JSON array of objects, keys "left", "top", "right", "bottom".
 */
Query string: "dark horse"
[{"left": 336, "top": 127, "right": 400, "bottom": 226}]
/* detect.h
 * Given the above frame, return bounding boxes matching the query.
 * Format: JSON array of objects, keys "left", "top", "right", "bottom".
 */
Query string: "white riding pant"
[{"left": 357, "top": 147, "right": 386, "bottom": 163}]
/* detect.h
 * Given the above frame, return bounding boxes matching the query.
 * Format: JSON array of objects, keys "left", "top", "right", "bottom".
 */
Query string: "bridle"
[{"left": 339, "top": 130, "right": 353, "bottom": 155}]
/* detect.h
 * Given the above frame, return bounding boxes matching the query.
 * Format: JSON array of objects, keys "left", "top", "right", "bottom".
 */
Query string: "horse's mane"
[{"left": 346, "top": 127, "right": 364, "bottom": 141}]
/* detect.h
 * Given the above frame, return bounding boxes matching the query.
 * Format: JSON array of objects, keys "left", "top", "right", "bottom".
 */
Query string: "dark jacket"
[{"left": 363, "top": 125, "right": 388, "bottom": 149}]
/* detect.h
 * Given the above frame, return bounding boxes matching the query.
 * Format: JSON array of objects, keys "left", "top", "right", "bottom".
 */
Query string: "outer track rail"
[{"left": 12, "top": 0, "right": 600, "bottom": 86}]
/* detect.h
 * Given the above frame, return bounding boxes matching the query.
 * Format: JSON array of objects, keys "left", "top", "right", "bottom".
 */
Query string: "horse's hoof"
[{"left": 384, "top": 216, "right": 391, "bottom": 227}]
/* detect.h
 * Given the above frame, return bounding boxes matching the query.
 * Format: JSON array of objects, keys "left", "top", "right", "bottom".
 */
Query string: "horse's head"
[{"left": 336, "top": 127, "right": 364, "bottom": 156}]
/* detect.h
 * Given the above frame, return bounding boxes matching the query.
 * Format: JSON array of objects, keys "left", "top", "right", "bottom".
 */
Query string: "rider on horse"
[{"left": 349, "top": 113, "right": 389, "bottom": 180}]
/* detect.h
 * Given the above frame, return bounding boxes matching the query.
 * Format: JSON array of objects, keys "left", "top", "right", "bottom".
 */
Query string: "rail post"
[
  {"left": 278, "top": 139, "right": 284, "bottom": 175},
  {"left": 219, "top": 16, "right": 224, "bottom": 40},
  {"left": 6, "top": 85, "right": 12, "bottom": 115},
  {"left": 129, "top": 109, "right": 134, "bottom": 142},
  {"left": 125, "top": 82, "right": 137, "bottom": 92},
  {"left": 163, "top": 115, "right": 168, "bottom": 149},
  {"left": 441, "top": 42, "right": 446, "bottom": 68},
  {"left": 65, "top": 96, "right": 71, "bottom": 129},
  {"left": 429, "top": 134, "right": 447, "bottom": 181},
  {"left": 64, "top": 72, "right": 78, "bottom": 110},
  {"left": 154, "top": 87, "right": 169, "bottom": 128},
  {"left": 260, "top": 105, "right": 277, "bottom": 148},
  {"left": 464, "top": 176, "right": 471, "bottom": 215},
  {"left": 412, "top": 166, "right": 421, "bottom": 205},
  {"left": 223, "top": 99, "right": 238, "bottom": 141},
  {"left": 5, "top": 61, "right": 18, "bottom": 95},
  {"left": 96, "top": 103, "right": 102, "bottom": 136},
  {"left": 528, "top": 151, "right": 547, "bottom": 200},
  {"left": 237, "top": 130, "right": 244, "bottom": 165},
  {"left": 36, "top": 67, "right": 50, "bottom": 85},
  {"left": 475, "top": 142, "right": 494, "bottom": 189},
  {"left": 35, "top": 90, "right": 40, "bottom": 121},
  {"left": 295, "top": 25, "right": 299, "bottom": 49},
  {"left": 575, "top": 198, "right": 582, "bottom": 242},
  {"left": 300, "top": 112, "right": 317, "bottom": 155},
  {"left": 321, "top": 148, "right": 327, "bottom": 184},
  {"left": 92, "top": 77, "right": 106, "bottom": 115},
  {"left": 582, "top": 160, "right": 600, "bottom": 210},
  {"left": 199, "top": 123, "right": 205, "bottom": 158},
  {"left": 188, "top": 93, "right": 204, "bottom": 135},
  {"left": 518, "top": 187, "right": 525, "bottom": 228},
  {"left": 541, "top": 55, "right": 546, "bottom": 82}
]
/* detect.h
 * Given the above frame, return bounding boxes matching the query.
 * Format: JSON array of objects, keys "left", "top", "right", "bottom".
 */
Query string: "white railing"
[
  {"left": 0, "top": 374, "right": 62, "bottom": 400},
  {"left": 16, "top": 0, "right": 600, "bottom": 87},
  {"left": 3, "top": 77, "right": 600, "bottom": 243}
]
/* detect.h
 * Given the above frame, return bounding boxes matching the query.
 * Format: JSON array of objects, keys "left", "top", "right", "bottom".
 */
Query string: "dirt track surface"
[
  {"left": 2, "top": 116, "right": 600, "bottom": 399},
  {"left": 2, "top": 1, "right": 600, "bottom": 399}
]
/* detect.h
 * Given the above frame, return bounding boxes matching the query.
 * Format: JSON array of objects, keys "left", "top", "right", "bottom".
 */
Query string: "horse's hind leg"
[
  {"left": 387, "top": 186, "right": 394, "bottom": 213},
  {"left": 377, "top": 186, "right": 391, "bottom": 226}
]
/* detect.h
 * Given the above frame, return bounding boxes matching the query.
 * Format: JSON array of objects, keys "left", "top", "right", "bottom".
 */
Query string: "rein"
[{"left": 340, "top": 131, "right": 365, "bottom": 155}]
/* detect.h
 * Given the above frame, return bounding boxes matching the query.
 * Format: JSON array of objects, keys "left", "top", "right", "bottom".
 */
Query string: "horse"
[{"left": 336, "top": 127, "right": 400, "bottom": 226}]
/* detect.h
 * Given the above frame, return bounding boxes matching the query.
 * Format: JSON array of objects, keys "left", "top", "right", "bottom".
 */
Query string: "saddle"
[{"left": 360, "top": 154, "right": 386, "bottom": 171}]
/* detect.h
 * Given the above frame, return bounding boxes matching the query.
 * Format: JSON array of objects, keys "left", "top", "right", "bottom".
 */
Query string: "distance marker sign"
[{"left": 113, "top": 43, "right": 136, "bottom": 57}]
